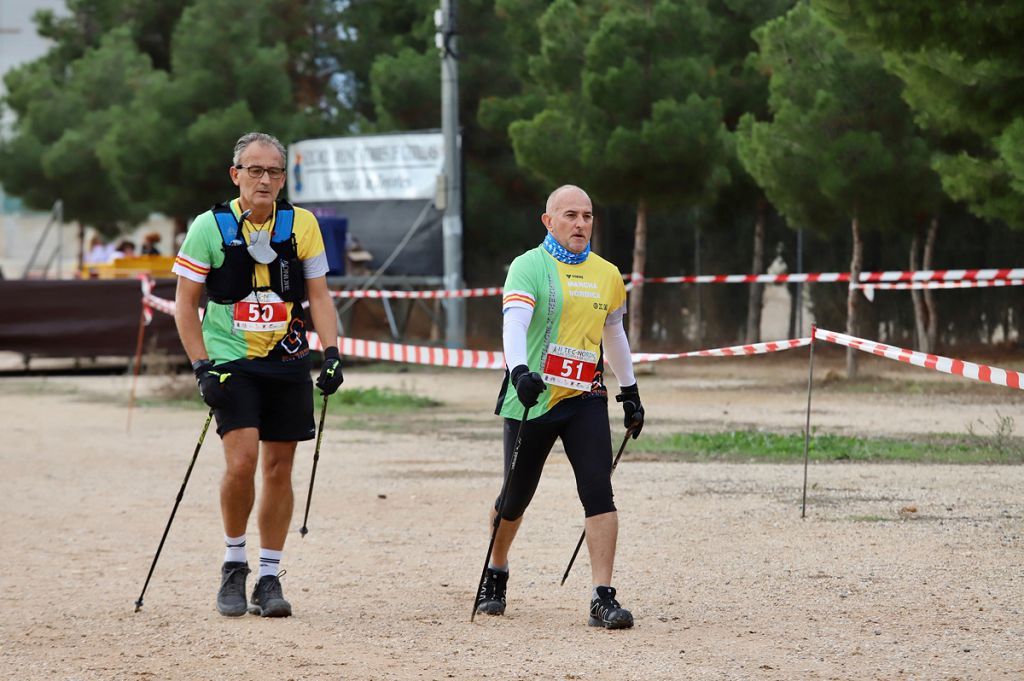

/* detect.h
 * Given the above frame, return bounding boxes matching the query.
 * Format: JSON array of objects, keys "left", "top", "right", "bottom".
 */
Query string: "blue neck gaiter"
[{"left": 542, "top": 232, "right": 590, "bottom": 265}]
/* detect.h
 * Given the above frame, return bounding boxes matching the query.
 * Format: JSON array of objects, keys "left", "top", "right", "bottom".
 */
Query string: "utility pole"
[{"left": 436, "top": 0, "right": 465, "bottom": 348}]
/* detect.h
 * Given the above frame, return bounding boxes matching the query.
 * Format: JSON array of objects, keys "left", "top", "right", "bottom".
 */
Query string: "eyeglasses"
[{"left": 234, "top": 164, "right": 286, "bottom": 180}]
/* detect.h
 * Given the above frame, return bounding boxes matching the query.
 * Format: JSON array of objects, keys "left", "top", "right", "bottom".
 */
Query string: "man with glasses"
[{"left": 172, "top": 131, "right": 344, "bottom": 618}]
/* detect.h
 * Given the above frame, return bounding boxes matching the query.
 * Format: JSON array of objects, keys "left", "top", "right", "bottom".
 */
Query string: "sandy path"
[{"left": 2, "top": 356, "right": 1022, "bottom": 680}]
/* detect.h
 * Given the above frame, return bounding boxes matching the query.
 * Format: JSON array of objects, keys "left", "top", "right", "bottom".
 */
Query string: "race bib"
[
  {"left": 232, "top": 293, "right": 288, "bottom": 332},
  {"left": 542, "top": 343, "right": 598, "bottom": 391}
]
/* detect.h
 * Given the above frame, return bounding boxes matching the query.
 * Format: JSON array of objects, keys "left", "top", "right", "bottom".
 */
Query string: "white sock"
[
  {"left": 592, "top": 585, "right": 611, "bottom": 600},
  {"left": 224, "top": 534, "right": 246, "bottom": 564},
  {"left": 259, "top": 548, "right": 283, "bottom": 579}
]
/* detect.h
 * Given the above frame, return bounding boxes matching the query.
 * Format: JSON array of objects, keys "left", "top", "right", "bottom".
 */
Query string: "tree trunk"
[
  {"left": 923, "top": 217, "right": 939, "bottom": 352},
  {"left": 909, "top": 231, "right": 928, "bottom": 351},
  {"left": 846, "top": 212, "right": 863, "bottom": 378},
  {"left": 628, "top": 199, "right": 648, "bottom": 350},
  {"left": 745, "top": 199, "right": 766, "bottom": 344}
]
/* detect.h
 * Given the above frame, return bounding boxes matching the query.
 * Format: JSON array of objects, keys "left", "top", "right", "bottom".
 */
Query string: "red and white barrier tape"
[
  {"left": 329, "top": 286, "right": 501, "bottom": 300},
  {"left": 814, "top": 327, "right": 1023, "bottom": 390},
  {"left": 308, "top": 333, "right": 505, "bottom": 369},
  {"left": 631, "top": 338, "right": 811, "bottom": 363},
  {"left": 634, "top": 267, "right": 1024, "bottom": 285},
  {"left": 305, "top": 333, "right": 812, "bottom": 369},
  {"left": 854, "top": 279, "right": 1024, "bottom": 291}
]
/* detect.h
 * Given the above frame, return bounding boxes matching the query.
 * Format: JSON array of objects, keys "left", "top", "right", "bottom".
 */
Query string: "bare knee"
[{"left": 262, "top": 456, "right": 293, "bottom": 486}]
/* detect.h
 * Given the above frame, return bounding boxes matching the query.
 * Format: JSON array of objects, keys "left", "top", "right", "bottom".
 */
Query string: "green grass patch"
[
  {"left": 316, "top": 387, "right": 439, "bottom": 413},
  {"left": 631, "top": 430, "right": 1024, "bottom": 464},
  {"left": 131, "top": 383, "right": 440, "bottom": 415}
]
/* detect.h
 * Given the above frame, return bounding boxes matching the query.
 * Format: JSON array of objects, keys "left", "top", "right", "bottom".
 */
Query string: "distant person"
[
  {"left": 141, "top": 232, "right": 162, "bottom": 256},
  {"left": 475, "top": 184, "right": 645, "bottom": 629},
  {"left": 84, "top": 236, "right": 110, "bottom": 264},
  {"left": 113, "top": 240, "right": 136, "bottom": 259},
  {"left": 172, "top": 131, "right": 343, "bottom": 619}
]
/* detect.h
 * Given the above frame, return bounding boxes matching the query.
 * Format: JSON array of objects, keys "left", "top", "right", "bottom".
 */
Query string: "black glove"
[
  {"left": 193, "top": 359, "right": 231, "bottom": 409},
  {"left": 510, "top": 364, "right": 546, "bottom": 408},
  {"left": 316, "top": 346, "right": 344, "bottom": 395},
  {"left": 615, "top": 383, "right": 644, "bottom": 438}
]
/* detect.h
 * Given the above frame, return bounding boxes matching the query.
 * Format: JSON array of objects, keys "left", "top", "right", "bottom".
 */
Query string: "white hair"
[{"left": 232, "top": 132, "right": 286, "bottom": 166}]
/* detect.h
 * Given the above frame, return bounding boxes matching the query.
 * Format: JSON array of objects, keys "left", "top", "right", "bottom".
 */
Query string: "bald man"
[{"left": 475, "top": 185, "right": 645, "bottom": 629}]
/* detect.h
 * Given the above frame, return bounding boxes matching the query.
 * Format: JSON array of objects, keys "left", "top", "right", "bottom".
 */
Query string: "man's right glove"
[
  {"left": 193, "top": 359, "right": 231, "bottom": 409},
  {"left": 615, "top": 383, "right": 644, "bottom": 438},
  {"left": 510, "top": 364, "right": 546, "bottom": 408}
]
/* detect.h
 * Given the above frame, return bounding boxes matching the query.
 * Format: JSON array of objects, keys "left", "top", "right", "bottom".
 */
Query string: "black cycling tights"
[{"left": 496, "top": 395, "right": 615, "bottom": 520}]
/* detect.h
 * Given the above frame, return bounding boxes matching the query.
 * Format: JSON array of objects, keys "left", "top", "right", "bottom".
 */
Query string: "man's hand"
[
  {"left": 193, "top": 359, "right": 231, "bottom": 409},
  {"left": 615, "top": 383, "right": 644, "bottom": 438},
  {"left": 316, "top": 346, "right": 344, "bottom": 395},
  {"left": 510, "top": 364, "right": 546, "bottom": 408}
]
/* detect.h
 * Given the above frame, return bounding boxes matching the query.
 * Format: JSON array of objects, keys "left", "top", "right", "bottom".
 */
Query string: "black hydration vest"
[{"left": 204, "top": 200, "right": 307, "bottom": 305}]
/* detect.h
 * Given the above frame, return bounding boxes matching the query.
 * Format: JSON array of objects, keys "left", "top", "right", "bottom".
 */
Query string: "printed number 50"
[
  {"left": 560, "top": 358, "right": 583, "bottom": 380},
  {"left": 248, "top": 304, "right": 274, "bottom": 322}
]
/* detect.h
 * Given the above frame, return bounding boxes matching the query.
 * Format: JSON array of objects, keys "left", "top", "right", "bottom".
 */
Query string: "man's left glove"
[
  {"left": 316, "top": 346, "right": 344, "bottom": 395},
  {"left": 615, "top": 383, "right": 644, "bottom": 439}
]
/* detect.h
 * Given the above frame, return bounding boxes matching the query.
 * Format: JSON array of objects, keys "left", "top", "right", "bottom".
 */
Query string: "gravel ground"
[{"left": 2, "top": 354, "right": 1023, "bottom": 680}]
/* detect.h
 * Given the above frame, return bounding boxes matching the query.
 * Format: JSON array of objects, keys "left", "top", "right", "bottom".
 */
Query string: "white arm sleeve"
[
  {"left": 602, "top": 305, "right": 635, "bottom": 387},
  {"left": 502, "top": 305, "right": 533, "bottom": 370}
]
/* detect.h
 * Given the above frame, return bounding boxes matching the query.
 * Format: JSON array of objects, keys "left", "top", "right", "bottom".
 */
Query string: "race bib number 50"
[
  {"left": 542, "top": 343, "right": 598, "bottom": 391},
  {"left": 233, "top": 299, "right": 288, "bottom": 332}
]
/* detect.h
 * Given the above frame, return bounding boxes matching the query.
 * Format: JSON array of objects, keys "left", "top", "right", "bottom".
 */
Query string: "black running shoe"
[
  {"left": 475, "top": 568, "right": 508, "bottom": 616},
  {"left": 248, "top": 572, "right": 292, "bottom": 618},
  {"left": 588, "top": 586, "right": 634, "bottom": 629},
  {"left": 216, "top": 562, "right": 250, "bottom": 617}
]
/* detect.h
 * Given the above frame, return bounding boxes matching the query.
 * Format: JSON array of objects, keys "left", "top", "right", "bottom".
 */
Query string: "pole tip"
[
  {"left": 134, "top": 599, "right": 143, "bottom": 612},
  {"left": 300, "top": 527, "right": 308, "bottom": 537}
]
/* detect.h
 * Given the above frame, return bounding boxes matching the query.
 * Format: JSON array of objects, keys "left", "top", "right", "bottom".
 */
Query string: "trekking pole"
[
  {"left": 134, "top": 408, "right": 214, "bottom": 612},
  {"left": 300, "top": 393, "right": 330, "bottom": 537},
  {"left": 470, "top": 408, "right": 530, "bottom": 623},
  {"left": 559, "top": 425, "right": 634, "bottom": 586}
]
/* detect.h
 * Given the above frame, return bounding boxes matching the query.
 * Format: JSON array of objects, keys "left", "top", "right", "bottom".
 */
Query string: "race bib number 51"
[{"left": 542, "top": 343, "right": 598, "bottom": 391}]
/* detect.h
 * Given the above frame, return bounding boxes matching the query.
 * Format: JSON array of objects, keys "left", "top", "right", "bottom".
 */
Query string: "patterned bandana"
[{"left": 542, "top": 232, "right": 590, "bottom": 265}]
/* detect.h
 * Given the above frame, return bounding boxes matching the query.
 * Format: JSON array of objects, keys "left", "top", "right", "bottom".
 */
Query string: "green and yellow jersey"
[
  {"left": 496, "top": 246, "right": 627, "bottom": 420},
  {"left": 172, "top": 199, "right": 329, "bottom": 373}
]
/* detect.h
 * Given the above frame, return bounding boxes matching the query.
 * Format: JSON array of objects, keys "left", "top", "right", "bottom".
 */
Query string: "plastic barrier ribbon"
[{"left": 814, "top": 327, "right": 1023, "bottom": 390}]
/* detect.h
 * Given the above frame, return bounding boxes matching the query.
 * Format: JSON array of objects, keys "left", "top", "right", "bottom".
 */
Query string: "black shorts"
[
  {"left": 211, "top": 363, "right": 316, "bottom": 442},
  {"left": 497, "top": 395, "right": 615, "bottom": 520}
]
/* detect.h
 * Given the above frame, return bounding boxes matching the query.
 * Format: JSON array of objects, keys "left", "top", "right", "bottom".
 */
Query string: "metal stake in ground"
[
  {"left": 300, "top": 393, "right": 330, "bottom": 537},
  {"left": 134, "top": 408, "right": 214, "bottom": 612},
  {"left": 801, "top": 324, "right": 817, "bottom": 519},
  {"left": 559, "top": 426, "right": 634, "bottom": 586},
  {"left": 470, "top": 408, "right": 530, "bottom": 623}
]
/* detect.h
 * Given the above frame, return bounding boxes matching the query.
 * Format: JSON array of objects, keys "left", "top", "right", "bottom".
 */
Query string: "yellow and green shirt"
[
  {"left": 172, "top": 199, "right": 329, "bottom": 374},
  {"left": 496, "top": 246, "right": 627, "bottom": 420}
]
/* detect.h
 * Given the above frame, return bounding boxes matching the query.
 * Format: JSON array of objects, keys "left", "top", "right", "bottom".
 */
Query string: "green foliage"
[
  {"left": 0, "top": 0, "right": 352, "bottom": 234},
  {"left": 0, "top": 28, "right": 154, "bottom": 234},
  {"left": 736, "top": 3, "right": 941, "bottom": 234},
  {"left": 504, "top": 0, "right": 731, "bottom": 208},
  {"left": 811, "top": 0, "right": 1024, "bottom": 227}
]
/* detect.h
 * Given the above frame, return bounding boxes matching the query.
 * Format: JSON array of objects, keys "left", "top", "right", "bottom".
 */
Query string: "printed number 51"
[{"left": 560, "top": 358, "right": 583, "bottom": 380}]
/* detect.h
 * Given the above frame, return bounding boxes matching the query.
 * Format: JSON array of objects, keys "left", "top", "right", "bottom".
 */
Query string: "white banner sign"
[{"left": 287, "top": 132, "right": 444, "bottom": 203}]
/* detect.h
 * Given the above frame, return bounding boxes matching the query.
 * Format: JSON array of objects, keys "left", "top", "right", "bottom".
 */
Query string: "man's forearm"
[
  {"left": 174, "top": 306, "right": 208, "bottom": 363},
  {"left": 308, "top": 293, "right": 339, "bottom": 352}
]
